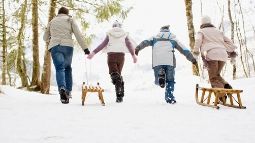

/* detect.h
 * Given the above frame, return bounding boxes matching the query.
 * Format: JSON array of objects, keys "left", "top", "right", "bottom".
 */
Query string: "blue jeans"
[
  {"left": 50, "top": 45, "right": 73, "bottom": 94},
  {"left": 153, "top": 65, "right": 175, "bottom": 100}
]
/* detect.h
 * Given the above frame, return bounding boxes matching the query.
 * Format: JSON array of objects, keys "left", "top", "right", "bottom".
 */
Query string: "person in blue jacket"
[{"left": 135, "top": 25, "right": 197, "bottom": 104}]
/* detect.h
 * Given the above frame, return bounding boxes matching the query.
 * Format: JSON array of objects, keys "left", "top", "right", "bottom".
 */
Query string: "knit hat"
[
  {"left": 201, "top": 16, "right": 211, "bottom": 24},
  {"left": 160, "top": 25, "right": 170, "bottom": 31},
  {"left": 112, "top": 20, "right": 122, "bottom": 28}
]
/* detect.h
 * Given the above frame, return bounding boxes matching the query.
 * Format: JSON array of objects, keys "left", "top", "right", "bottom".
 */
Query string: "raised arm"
[
  {"left": 135, "top": 38, "right": 153, "bottom": 55},
  {"left": 175, "top": 39, "right": 196, "bottom": 63}
]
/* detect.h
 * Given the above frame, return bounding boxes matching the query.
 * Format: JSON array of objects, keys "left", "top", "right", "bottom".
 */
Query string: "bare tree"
[
  {"left": 31, "top": 0, "right": 41, "bottom": 90},
  {"left": 227, "top": 0, "right": 237, "bottom": 79},
  {"left": 184, "top": 0, "right": 199, "bottom": 76},
  {"left": 1, "top": 0, "right": 7, "bottom": 85},
  {"left": 40, "top": 0, "right": 57, "bottom": 94},
  {"left": 16, "top": 0, "right": 29, "bottom": 87}
]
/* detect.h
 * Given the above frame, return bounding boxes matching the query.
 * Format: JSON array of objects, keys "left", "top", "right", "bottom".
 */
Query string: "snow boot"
[
  {"left": 158, "top": 68, "right": 166, "bottom": 88},
  {"left": 219, "top": 83, "right": 233, "bottom": 102},
  {"left": 116, "top": 82, "right": 124, "bottom": 103},
  {"left": 59, "top": 88, "right": 69, "bottom": 104},
  {"left": 116, "top": 96, "right": 123, "bottom": 103},
  {"left": 166, "top": 98, "right": 176, "bottom": 104}
]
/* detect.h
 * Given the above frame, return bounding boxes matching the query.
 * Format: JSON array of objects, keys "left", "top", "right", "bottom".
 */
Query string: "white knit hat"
[{"left": 201, "top": 16, "right": 211, "bottom": 24}]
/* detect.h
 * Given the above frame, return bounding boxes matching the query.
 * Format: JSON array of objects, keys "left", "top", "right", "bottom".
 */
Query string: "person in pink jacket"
[{"left": 193, "top": 16, "right": 237, "bottom": 98}]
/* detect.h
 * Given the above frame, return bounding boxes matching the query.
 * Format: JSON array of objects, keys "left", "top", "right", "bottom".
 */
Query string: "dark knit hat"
[{"left": 160, "top": 25, "right": 170, "bottom": 31}]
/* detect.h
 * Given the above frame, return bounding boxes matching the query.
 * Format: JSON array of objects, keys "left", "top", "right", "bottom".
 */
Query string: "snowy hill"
[{"left": 1, "top": 73, "right": 255, "bottom": 143}]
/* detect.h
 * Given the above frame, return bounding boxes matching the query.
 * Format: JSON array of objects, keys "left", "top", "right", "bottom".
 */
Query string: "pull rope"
[{"left": 84, "top": 57, "right": 89, "bottom": 85}]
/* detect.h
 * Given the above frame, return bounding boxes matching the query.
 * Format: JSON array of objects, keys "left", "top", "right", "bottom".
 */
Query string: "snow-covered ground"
[{"left": 1, "top": 66, "right": 255, "bottom": 143}]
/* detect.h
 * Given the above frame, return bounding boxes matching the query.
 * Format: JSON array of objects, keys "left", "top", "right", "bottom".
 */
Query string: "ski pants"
[{"left": 153, "top": 65, "right": 176, "bottom": 100}]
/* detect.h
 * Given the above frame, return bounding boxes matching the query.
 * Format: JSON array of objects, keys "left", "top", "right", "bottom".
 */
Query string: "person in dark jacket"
[{"left": 135, "top": 25, "right": 197, "bottom": 104}]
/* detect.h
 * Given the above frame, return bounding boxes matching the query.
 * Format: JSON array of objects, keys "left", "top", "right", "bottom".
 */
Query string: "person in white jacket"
[
  {"left": 87, "top": 21, "right": 137, "bottom": 103},
  {"left": 43, "top": 7, "right": 90, "bottom": 104}
]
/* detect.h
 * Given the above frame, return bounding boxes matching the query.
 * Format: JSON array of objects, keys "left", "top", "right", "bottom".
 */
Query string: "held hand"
[
  {"left": 192, "top": 59, "right": 198, "bottom": 65},
  {"left": 135, "top": 49, "right": 139, "bottom": 56},
  {"left": 84, "top": 48, "right": 90, "bottom": 55},
  {"left": 132, "top": 55, "right": 137, "bottom": 63},
  {"left": 87, "top": 52, "right": 95, "bottom": 59}
]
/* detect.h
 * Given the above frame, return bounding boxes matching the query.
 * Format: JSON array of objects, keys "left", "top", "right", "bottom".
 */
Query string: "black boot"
[
  {"left": 59, "top": 88, "right": 69, "bottom": 104},
  {"left": 116, "top": 82, "right": 124, "bottom": 103},
  {"left": 224, "top": 83, "right": 233, "bottom": 89},
  {"left": 111, "top": 72, "right": 123, "bottom": 95},
  {"left": 158, "top": 68, "right": 166, "bottom": 88},
  {"left": 219, "top": 84, "right": 232, "bottom": 103}
]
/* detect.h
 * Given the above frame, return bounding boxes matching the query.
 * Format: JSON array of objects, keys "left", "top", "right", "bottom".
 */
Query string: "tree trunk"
[
  {"left": 31, "top": 0, "right": 40, "bottom": 90},
  {"left": 1, "top": 0, "right": 7, "bottom": 85},
  {"left": 227, "top": 0, "right": 237, "bottom": 80},
  {"left": 184, "top": 0, "right": 199, "bottom": 76},
  {"left": 17, "top": 0, "right": 29, "bottom": 87},
  {"left": 41, "top": 0, "right": 57, "bottom": 94}
]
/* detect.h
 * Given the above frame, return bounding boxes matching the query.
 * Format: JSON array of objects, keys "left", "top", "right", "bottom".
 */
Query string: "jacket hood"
[
  {"left": 107, "top": 27, "right": 127, "bottom": 38},
  {"left": 155, "top": 31, "right": 176, "bottom": 40}
]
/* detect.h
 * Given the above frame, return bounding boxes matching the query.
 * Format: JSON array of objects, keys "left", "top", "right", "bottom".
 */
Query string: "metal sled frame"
[
  {"left": 195, "top": 84, "right": 246, "bottom": 109},
  {"left": 81, "top": 83, "right": 105, "bottom": 106}
]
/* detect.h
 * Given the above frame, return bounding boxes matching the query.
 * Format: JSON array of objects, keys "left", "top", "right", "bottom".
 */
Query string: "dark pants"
[
  {"left": 107, "top": 53, "right": 125, "bottom": 75},
  {"left": 207, "top": 60, "right": 228, "bottom": 88},
  {"left": 107, "top": 53, "right": 125, "bottom": 98},
  {"left": 50, "top": 45, "right": 73, "bottom": 93}
]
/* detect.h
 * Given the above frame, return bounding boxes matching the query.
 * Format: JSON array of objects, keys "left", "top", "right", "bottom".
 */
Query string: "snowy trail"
[{"left": 1, "top": 76, "right": 255, "bottom": 143}]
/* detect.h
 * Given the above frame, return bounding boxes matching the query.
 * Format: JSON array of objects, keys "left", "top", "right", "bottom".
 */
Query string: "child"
[
  {"left": 87, "top": 21, "right": 137, "bottom": 103},
  {"left": 135, "top": 25, "right": 197, "bottom": 104}
]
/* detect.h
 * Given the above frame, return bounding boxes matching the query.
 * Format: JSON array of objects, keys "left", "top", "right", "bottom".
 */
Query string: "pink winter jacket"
[{"left": 193, "top": 27, "right": 237, "bottom": 62}]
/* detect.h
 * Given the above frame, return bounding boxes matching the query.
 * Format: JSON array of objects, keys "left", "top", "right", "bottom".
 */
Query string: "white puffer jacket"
[{"left": 103, "top": 27, "right": 130, "bottom": 53}]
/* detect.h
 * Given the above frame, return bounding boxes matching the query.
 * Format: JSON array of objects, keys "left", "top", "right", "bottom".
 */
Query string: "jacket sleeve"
[
  {"left": 193, "top": 32, "right": 203, "bottom": 55},
  {"left": 223, "top": 35, "right": 237, "bottom": 52},
  {"left": 43, "top": 22, "right": 51, "bottom": 42},
  {"left": 125, "top": 36, "right": 135, "bottom": 55},
  {"left": 175, "top": 39, "right": 196, "bottom": 62},
  {"left": 93, "top": 36, "right": 109, "bottom": 54},
  {"left": 135, "top": 38, "right": 153, "bottom": 51},
  {"left": 71, "top": 18, "right": 88, "bottom": 50}
]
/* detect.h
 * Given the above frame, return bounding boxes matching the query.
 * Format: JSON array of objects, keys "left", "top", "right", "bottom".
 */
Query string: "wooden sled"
[
  {"left": 81, "top": 82, "right": 105, "bottom": 106},
  {"left": 195, "top": 84, "right": 246, "bottom": 109}
]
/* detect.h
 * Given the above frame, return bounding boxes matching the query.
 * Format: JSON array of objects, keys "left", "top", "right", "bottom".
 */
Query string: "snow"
[
  {"left": 1, "top": 0, "right": 255, "bottom": 142},
  {"left": 1, "top": 69, "right": 255, "bottom": 143}
]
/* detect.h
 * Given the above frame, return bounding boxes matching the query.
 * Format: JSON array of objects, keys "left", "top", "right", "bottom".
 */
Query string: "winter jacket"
[
  {"left": 136, "top": 30, "right": 195, "bottom": 68},
  {"left": 193, "top": 27, "right": 237, "bottom": 62},
  {"left": 92, "top": 27, "right": 135, "bottom": 55},
  {"left": 43, "top": 14, "right": 88, "bottom": 50}
]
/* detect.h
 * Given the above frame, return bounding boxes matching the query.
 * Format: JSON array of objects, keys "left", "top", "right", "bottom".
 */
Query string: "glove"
[
  {"left": 135, "top": 49, "right": 139, "bottom": 56},
  {"left": 84, "top": 48, "right": 90, "bottom": 55},
  {"left": 230, "top": 57, "right": 236, "bottom": 65},
  {"left": 227, "top": 51, "right": 237, "bottom": 58},
  {"left": 132, "top": 55, "right": 137, "bottom": 63},
  {"left": 87, "top": 52, "right": 95, "bottom": 59},
  {"left": 192, "top": 59, "right": 197, "bottom": 65}
]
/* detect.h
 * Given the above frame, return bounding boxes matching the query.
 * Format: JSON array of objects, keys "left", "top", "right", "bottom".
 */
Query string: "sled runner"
[
  {"left": 195, "top": 84, "right": 246, "bottom": 109},
  {"left": 81, "top": 82, "right": 105, "bottom": 106}
]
